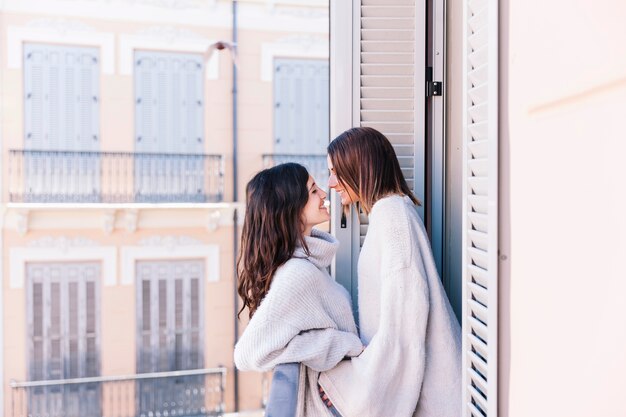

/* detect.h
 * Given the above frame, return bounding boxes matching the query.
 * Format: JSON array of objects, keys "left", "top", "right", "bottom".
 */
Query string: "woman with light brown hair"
[{"left": 317, "top": 127, "right": 462, "bottom": 417}]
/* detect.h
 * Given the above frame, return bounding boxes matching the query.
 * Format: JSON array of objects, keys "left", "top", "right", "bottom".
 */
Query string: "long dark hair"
[
  {"left": 327, "top": 126, "right": 420, "bottom": 214},
  {"left": 237, "top": 163, "right": 310, "bottom": 319}
]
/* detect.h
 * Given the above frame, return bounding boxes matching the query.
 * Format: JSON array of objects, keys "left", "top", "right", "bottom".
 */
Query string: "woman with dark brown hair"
[
  {"left": 317, "top": 127, "right": 462, "bottom": 417},
  {"left": 234, "top": 163, "right": 362, "bottom": 416}
]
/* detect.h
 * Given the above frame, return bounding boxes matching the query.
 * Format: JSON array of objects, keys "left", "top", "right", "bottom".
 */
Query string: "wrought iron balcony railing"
[
  {"left": 262, "top": 154, "right": 329, "bottom": 189},
  {"left": 9, "top": 367, "right": 226, "bottom": 417},
  {"left": 8, "top": 150, "right": 224, "bottom": 204}
]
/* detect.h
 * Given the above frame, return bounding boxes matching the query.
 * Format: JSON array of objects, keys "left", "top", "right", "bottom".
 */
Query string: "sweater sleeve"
[
  {"left": 234, "top": 319, "right": 363, "bottom": 372},
  {"left": 318, "top": 265, "right": 430, "bottom": 417}
]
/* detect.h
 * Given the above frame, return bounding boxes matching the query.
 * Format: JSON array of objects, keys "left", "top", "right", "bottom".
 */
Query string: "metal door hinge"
[{"left": 426, "top": 66, "right": 443, "bottom": 97}]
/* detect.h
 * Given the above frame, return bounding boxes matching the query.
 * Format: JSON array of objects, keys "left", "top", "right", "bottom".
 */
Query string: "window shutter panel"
[
  {"left": 134, "top": 51, "right": 204, "bottom": 200},
  {"left": 136, "top": 259, "right": 204, "bottom": 373},
  {"left": 135, "top": 51, "right": 204, "bottom": 154},
  {"left": 273, "top": 58, "right": 330, "bottom": 185},
  {"left": 357, "top": 0, "right": 423, "bottom": 246},
  {"left": 24, "top": 44, "right": 99, "bottom": 151},
  {"left": 462, "top": 0, "right": 498, "bottom": 415}
]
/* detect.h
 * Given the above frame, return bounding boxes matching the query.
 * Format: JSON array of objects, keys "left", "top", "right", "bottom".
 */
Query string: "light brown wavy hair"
[
  {"left": 237, "top": 163, "right": 311, "bottom": 319},
  {"left": 327, "top": 126, "right": 420, "bottom": 214}
]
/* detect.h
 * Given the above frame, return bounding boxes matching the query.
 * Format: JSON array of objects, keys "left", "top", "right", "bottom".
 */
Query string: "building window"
[
  {"left": 134, "top": 51, "right": 206, "bottom": 202},
  {"left": 136, "top": 259, "right": 205, "bottom": 413},
  {"left": 272, "top": 58, "right": 329, "bottom": 186},
  {"left": 26, "top": 262, "right": 101, "bottom": 416},
  {"left": 22, "top": 43, "right": 100, "bottom": 202}
]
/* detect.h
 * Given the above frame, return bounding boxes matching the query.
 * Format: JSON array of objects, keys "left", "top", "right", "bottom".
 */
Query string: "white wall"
[{"left": 499, "top": 0, "right": 626, "bottom": 416}]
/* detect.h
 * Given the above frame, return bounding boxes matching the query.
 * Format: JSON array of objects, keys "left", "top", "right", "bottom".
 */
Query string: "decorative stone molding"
[
  {"left": 16, "top": 210, "right": 29, "bottom": 236},
  {"left": 119, "top": 25, "right": 220, "bottom": 79},
  {"left": 4, "top": 203, "right": 243, "bottom": 233},
  {"left": 124, "top": 0, "right": 206, "bottom": 9},
  {"left": 103, "top": 210, "right": 116, "bottom": 235},
  {"left": 26, "top": 18, "right": 96, "bottom": 33},
  {"left": 206, "top": 210, "right": 222, "bottom": 232},
  {"left": 138, "top": 235, "right": 204, "bottom": 249},
  {"left": 10, "top": 245, "right": 117, "bottom": 288},
  {"left": 125, "top": 209, "right": 139, "bottom": 233},
  {"left": 261, "top": 34, "right": 329, "bottom": 81},
  {"left": 121, "top": 243, "right": 220, "bottom": 285},
  {"left": 28, "top": 236, "right": 100, "bottom": 253},
  {"left": 7, "top": 21, "right": 116, "bottom": 74}
]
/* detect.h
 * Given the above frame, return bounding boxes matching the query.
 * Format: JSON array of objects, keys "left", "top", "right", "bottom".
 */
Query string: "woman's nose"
[{"left": 328, "top": 173, "right": 338, "bottom": 189}]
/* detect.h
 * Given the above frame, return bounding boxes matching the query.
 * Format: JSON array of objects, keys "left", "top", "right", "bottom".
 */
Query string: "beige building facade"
[{"left": 0, "top": 0, "right": 329, "bottom": 415}]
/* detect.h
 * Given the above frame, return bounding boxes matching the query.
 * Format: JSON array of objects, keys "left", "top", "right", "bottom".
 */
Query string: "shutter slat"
[
  {"left": 469, "top": 334, "right": 488, "bottom": 360},
  {"left": 361, "top": 99, "right": 413, "bottom": 110},
  {"left": 468, "top": 212, "right": 488, "bottom": 233},
  {"left": 361, "top": 110, "right": 413, "bottom": 122},
  {"left": 469, "top": 159, "right": 488, "bottom": 177},
  {"left": 468, "top": 401, "right": 486, "bottom": 417},
  {"left": 468, "top": 247, "right": 489, "bottom": 270},
  {"left": 361, "top": 6, "right": 415, "bottom": 18},
  {"left": 470, "top": 368, "right": 488, "bottom": 394},
  {"left": 468, "top": 102, "right": 488, "bottom": 123},
  {"left": 361, "top": 18, "right": 415, "bottom": 30},
  {"left": 468, "top": 195, "right": 488, "bottom": 214},
  {"left": 468, "top": 83, "right": 488, "bottom": 106},
  {"left": 469, "top": 265, "right": 489, "bottom": 289},
  {"left": 468, "top": 385, "right": 488, "bottom": 413},
  {"left": 361, "top": 121, "right": 414, "bottom": 134},
  {"left": 361, "top": 87, "right": 414, "bottom": 99},
  {"left": 362, "top": 0, "right": 415, "bottom": 5},
  {"left": 468, "top": 46, "right": 488, "bottom": 70},
  {"left": 468, "top": 140, "right": 488, "bottom": 159},
  {"left": 468, "top": 230, "right": 488, "bottom": 251},
  {"left": 361, "top": 29, "right": 415, "bottom": 41},
  {"left": 361, "top": 75, "right": 414, "bottom": 87},
  {"left": 469, "top": 63, "right": 488, "bottom": 87},
  {"left": 361, "top": 64, "right": 414, "bottom": 76},
  {"left": 468, "top": 122, "right": 488, "bottom": 141},
  {"left": 468, "top": 177, "right": 488, "bottom": 195},
  {"left": 469, "top": 351, "right": 488, "bottom": 377},
  {"left": 470, "top": 300, "right": 488, "bottom": 324},
  {"left": 362, "top": 41, "right": 415, "bottom": 53},
  {"left": 468, "top": 0, "right": 488, "bottom": 13},
  {"left": 361, "top": 52, "right": 414, "bottom": 64}
]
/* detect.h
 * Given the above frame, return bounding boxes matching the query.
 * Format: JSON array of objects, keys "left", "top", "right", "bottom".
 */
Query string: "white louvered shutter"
[
  {"left": 461, "top": 0, "right": 498, "bottom": 415},
  {"left": 357, "top": 0, "right": 425, "bottom": 246}
]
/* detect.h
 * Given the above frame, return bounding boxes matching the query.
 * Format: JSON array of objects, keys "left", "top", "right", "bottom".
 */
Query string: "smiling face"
[
  {"left": 327, "top": 155, "right": 359, "bottom": 206},
  {"left": 301, "top": 175, "right": 330, "bottom": 235}
]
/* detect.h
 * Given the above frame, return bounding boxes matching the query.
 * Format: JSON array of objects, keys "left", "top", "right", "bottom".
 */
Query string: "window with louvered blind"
[
  {"left": 135, "top": 260, "right": 205, "bottom": 414},
  {"left": 273, "top": 58, "right": 330, "bottom": 185},
  {"left": 23, "top": 44, "right": 101, "bottom": 202},
  {"left": 461, "top": 0, "right": 498, "bottom": 415},
  {"left": 26, "top": 262, "right": 101, "bottom": 416},
  {"left": 136, "top": 259, "right": 204, "bottom": 373},
  {"left": 134, "top": 51, "right": 205, "bottom": 201}
]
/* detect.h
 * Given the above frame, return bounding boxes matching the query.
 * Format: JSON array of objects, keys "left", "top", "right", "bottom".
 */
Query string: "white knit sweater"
[
  {"left": 319, "top": 195, "right": 462, "bottom": 417},
  {"left": 234, "top": 229, "right": 363, "bottom": 416}
]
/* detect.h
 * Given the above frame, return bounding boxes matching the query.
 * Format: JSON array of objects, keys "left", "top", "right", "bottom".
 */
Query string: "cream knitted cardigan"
[
  {"left": 234, "top": 229, "right": 363, "bottom": 416},
  {"left": 319, "top": 195, "right": 462, "bottom": 417}
]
